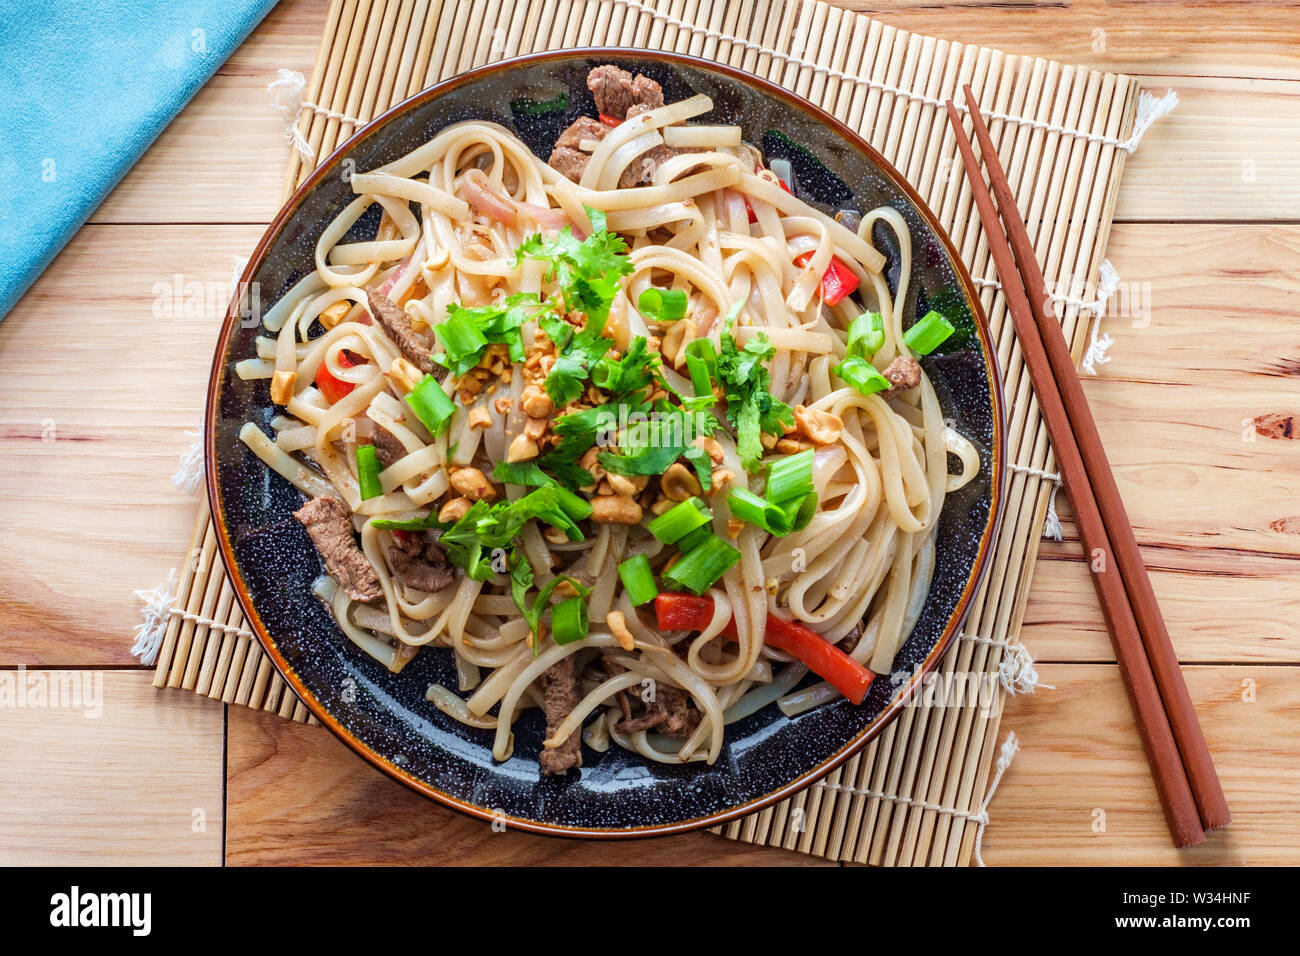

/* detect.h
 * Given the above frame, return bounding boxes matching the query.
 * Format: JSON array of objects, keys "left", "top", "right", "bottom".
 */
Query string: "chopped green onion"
[
  {"left": 553, "top": 484, "right": 594, "bottom": 522},
  {"left": 782, "top": 491, "right": 819, "bottom": 533},
  {"left": 675, "top": 525, "right": 712, "bottom": 553},
  {"left": 685, "top": 336, "right": 717, "bottom": 367},
  {"left": 638, "top": 287, "right": 688, "bottom": 322},
  {"left": 617, "top": 554, "right": 659, "bottom": 606},
  {"left": 646, "top": 497, "right": 712, "bottom": 544},
  {"left": 833, "top": 356, "right": 892, "bottom": 397},
  {"left": 686, "top": 351, "right": 712, "bottom": 398},
  {"left": 491, "top": 461, "right": 593, "bottom": 520},
  {"left": 551, "top": 595, "right": 590, "bottom": 644},
  {"left": 355, "top": 444, "right": 383, "bottom": 500},
  {"left": 903, "top": 309, "right": 955, "bottom": 355},
  {"left": 663, "top": 537, "right": 741, "bottom": 595},
  {"left": 846, "top": 311, "right": 885, "bottom": 359},
  {"left": 727, "top": 488, "right": 792, "bottom": 535},
  {"left": 766, "top": 449, "right": 814, "bottom": 505},
  {"left": 404, "top": 374, "right": 455, "bottom": 434},
  {"left": 683, "top": 337, "right": 719, "bottom": 403},
  {"left": 433, "top": 310, "right": 489, "bottom": 365}
]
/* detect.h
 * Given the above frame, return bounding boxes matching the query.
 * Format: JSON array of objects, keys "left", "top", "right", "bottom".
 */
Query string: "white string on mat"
[
  {"left": 132, "top": 575, "right": 257, "bottom": 666},
  {"left": 167, "top": 609, "right": 254, "bottom": 641},
  {"left": 959, "top": 632, "right": 1053, "bottom": 695},
  {"left": 616, "top": 0, "right": 1176, "bottom": 154},
  {"left": 973, "top": 259, "right": 1122, "bottom": 377},
  {"left": 173, "top": 430, "right": 204, "bottom": 493},
  {"left": 269, "top": 69, "right": 364, "bottom": 163},
  {"left": 131, "top": 570, "right": 177, "bottom": 666},
  {"left": 812, "top": 731, "right": 1020, "bottom": 866},
  {"left": 1007, "top": 462, "right": 1064, "bottom": 542}
]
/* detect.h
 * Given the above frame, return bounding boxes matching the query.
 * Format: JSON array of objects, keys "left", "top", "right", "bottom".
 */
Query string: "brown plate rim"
[{"left": 204, "top": 46, "right": 1007, "bottom": 840}]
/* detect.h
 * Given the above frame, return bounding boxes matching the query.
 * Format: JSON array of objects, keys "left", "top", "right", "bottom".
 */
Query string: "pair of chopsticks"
[{"left": 945, "top": 87, "right": 1229, "bottom": 848}]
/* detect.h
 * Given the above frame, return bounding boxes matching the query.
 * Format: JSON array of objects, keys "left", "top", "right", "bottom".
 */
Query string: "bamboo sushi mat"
[{"left": 149, "top": 0, "right": 1145, "bottom": 865}]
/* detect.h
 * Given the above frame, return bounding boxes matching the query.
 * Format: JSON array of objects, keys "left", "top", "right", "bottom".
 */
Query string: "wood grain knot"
[{"left": 1253, "top": 413, "right": 1295, "bottom": 439}]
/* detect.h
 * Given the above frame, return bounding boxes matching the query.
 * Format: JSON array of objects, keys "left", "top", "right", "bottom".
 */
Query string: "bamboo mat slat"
[{"left": 150, "top": 0, "right": 1141, "bottom": 865}]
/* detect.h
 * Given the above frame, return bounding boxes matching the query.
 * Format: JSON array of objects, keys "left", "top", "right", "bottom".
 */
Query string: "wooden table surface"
[{"left": 2, "top": 0, "right": 1297, "bottom": 866}]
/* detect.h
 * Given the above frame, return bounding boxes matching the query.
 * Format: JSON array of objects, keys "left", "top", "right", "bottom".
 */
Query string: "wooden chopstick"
[
  {"left": 959, "top": 85, "right": 1231, "bottom": 835},
  {"left": 945, "top": 99, "right": 1209, "bottom": 848}
]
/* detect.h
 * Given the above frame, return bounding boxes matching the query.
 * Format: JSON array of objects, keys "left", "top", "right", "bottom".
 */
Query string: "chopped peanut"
[
  {"left": 578, "top": 446, "right": 605, "bottom": 486},
  {"left": 270, "top": 370, "right": 296, "bottom": 405},
  {"left": 388, "top": 357, "right": 423, "bottom": 393},
  {"left": 467, "top": 407, "right": 492, "bottom": 430},
  {"left": 319, "top": 301, "right": 350, "bottom": 329},
  {"left": 607, "top": 610, "right": 636, "bottom": 651},
  {"left": 457, "top": 375, "right": 483, "bottom": 401},
  {"left": 507, "top": 433, "right": 539, "bottom": 462},
  {"left": 591, "top": 495, "right": 643, "bottom": 524},
  {"left": 775, "top": 437, "right": 813, "bottom": 455},
  {"left": 543, "top": 525, "right": 570, "bottom": 545},
  {"left": 520, "top": 386, "right": 553, "bottom": 418},
  {"left": 760, "top": 431, "right": 779, "bottom": 451},
  {"left": 438, "top": 496, "right": 473, "bottom": 523},
  {"left": 694, "top": 435, "right": 725, "bottom": 466},
  {"left": 607, "top": 473, "right": 638, "bottom": 497},
  {"left": 649, "top": 495, "right": 675, "bottom": 516},
  {"left": 493, "top": 396, "right": 513, "bottom": 415},
  {"left": 449, "top": 467, "right": 496, "bottom": 502},
  {"left": 524, "top": 417, "right": 548, "bottom": 440},
  {"left": 794, "top": 405, "right": 843, "bottom": 445},
  {"left": 661, "top": 462, "right": 702, "bottom": 501},
  {"left": 710, "top": 468, "right": 735, "bottom": 494},
  {"left": 726, "top": 518, "right": 744, "bottom": 538}
]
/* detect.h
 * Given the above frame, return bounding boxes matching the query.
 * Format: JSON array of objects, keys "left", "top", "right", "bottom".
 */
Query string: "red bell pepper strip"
[
  {"left": 653, "top": 592, "right": 875, "bottom": 705},
  {"left": 315, "top": 349, "right": 364, "bottom": 404},
  {"left": 795, "top": 252, "right": 860, "bottom": 307},
  {"left": 599, "top": 113, "right": 623, "bottom": 128}
]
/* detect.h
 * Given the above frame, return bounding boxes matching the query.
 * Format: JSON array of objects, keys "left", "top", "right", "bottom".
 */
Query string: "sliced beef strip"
[
  {"left": 293, "top": 495, "right": 383, "bottom": 602},
  {"left": 587, "top": 65, "right": 664, "bottom": 119},
  {"left": 371, "top": 422, "right": 406, "bottom": 469},
  {"left": 555, "top": 115, "right": 607, "bottom": 151},
  {"left": 386, "top": 531, "right": 455, "bottom": 594},
  {"left": 617, "top": 144, "right": 677, "bottom": 188},
  {"left": 366, "top": 289, "right": 433, "bottom": 375},
  {"left": 882, "top": 356, "right": 922, "bottom": 394},
  {"left": 548, "top": 115, "right": 607, "bottom": 183},
  {"left": 616, "top": 684, "right": 701, "bottom": 739},
  {"left": 549, "top": 112, "right": 678, "bottom": 188},
  {"left": 539, "top": 655, "right": 583, "bottom": 775}
]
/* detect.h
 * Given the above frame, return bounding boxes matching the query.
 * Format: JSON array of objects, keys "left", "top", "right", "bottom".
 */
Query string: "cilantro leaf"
[
  {"left": 716, "top": 326, "right": 794, "bottom": 472},
  {"left": 509, "top": 548, "right": 592, "bottom": 656},
  {"left": 599, "top": 408, "right": 718, "bottom": 478},
  {"left": 431, "top": 293, "right": 549, "bottom": 377},
  {"left": 514, "top": 206, "right": 633, "bottom": 327},
  {"left": 437, "top": 486, "right": 587, "bottom": 580}
]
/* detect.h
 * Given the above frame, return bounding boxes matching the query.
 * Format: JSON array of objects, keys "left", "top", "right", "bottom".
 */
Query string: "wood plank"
[
  {"left": 81, "top": 1, "right": 1300, "bottom": 226},
  {"left": 836, "top": 1, "right": 1300, "bottom": 81},
  {"left": 985, "top": 664, "right": 1297, "bottom": 865},
  {"left": 0, "top": 224, "right": 265, "bottom": 665},
  {"left": 1116, "top": 76, "right": 1300, "bottom": 222},
  {"left": 0, "top": 671, "right": 224, "bottom": 865},
  {"left": 1022, "top": 547, "right": 1300, "bottom": 664},
  {"left": 224, "top": 703, "right": 832, "bottom": 865},
  {"left": 90, "top": 0, "right": 324, "bottom": 226}
]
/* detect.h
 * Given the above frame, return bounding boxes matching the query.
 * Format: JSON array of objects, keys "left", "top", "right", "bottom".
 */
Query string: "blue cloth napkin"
[{"left": 0, "top": 0, "right": 280, "bottom": 321}]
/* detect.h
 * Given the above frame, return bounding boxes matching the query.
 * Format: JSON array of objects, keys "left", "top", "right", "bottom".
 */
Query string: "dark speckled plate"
[{"left": 206, "top": 49, "right": 1005, "bottom": 838}]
